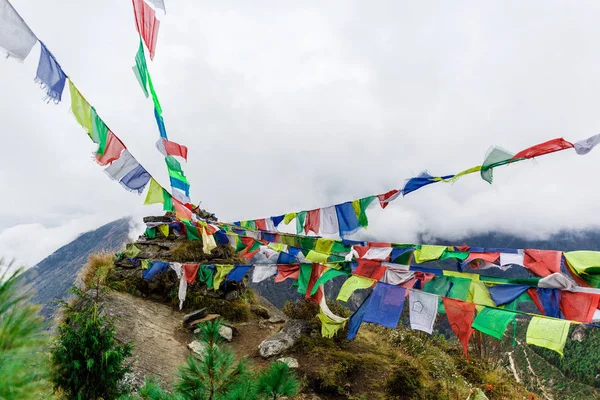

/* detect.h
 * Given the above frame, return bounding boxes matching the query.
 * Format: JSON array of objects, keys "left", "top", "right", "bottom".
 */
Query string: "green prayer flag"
[
  {"left": 133, "top": 39, "right": 149, "bottom": 97},
  {"left": 198, "top": 265, "right": 214, "bottom": 288},
  {"left": 310, "top": 268, "right": 350, "bottom": 295},
  {"left": 297, "top": 264, "right": 313, "bottom": 296},
  {"left": 163, "top": 190, "right": 173, "bottom": 212},
  {"left": 352, "top": 196, "right": 376, "bottom": 228},
  {"left": 480, "top": 146, "right": 515, "bottom": 184},
  {"left": 241, "top": 220, "right": 256, "bottom": 230},
  {"left": 447, "top": 277, "right": 471, "bottom": 301},
  {"left": 423, "top": 276, "right": 451, "bottom": 314},
  {"left": 185, "top": 224, "right": 201, "bottom": 241},
  {"left": 296, "top": 211, "right": 307, "bottom": 235},
  {"left": 147, "top": 71, "right": 162, "bottom": 115},
  {"left": 472, "top": 308, "right": 516, "bottom": 339},
  {"left": 90, "top": 107, "right": 109, "bottom": 156},
  {"left": 145, "top": 227, "right": 157, "bottom": 239},
  {"left": 317, "top": 311, "right": 347, "bottom": 338},
  {"left": 441, "top": 250, "right": 470, "bottom": 262},
  {"left": 280, "top": 235, "right": 297, "bottom": 247},
  {"left": 168, "top": 168, "right": 189, "bottom": 185},
  {"left": 165, "top": 155, "right": 183, "bottom": 174},
  {"left": 298, "top": 236, "right": 316, "bottom": 251},
  {"left": 331, "top": 241, "right": 351, "bottom": 254}
]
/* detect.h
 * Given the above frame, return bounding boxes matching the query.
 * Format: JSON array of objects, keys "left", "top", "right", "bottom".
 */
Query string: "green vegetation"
[
  {"left": 50, "top": 287, "right": 133, "bottom": 400},
  {"left": 123, "top": 319, "right": 300, "bottom": 400},
  {"left": 0, "top": 264, "right": 53, "bottom": 399}
]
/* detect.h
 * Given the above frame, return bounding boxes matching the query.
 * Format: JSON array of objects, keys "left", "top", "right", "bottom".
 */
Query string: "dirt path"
[{"left": 102, "top": 290, "right": 191, "bottom": 385}]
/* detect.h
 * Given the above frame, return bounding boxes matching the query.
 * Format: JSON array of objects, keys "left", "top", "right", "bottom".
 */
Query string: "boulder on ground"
[
  {"left": 277, "top": 357, "right": 299, "bottom": 368},
  {"left": 219, "top": 325, "right": 233, "bottom": 342},
  {"left": 258, "top": 319, "right": 311, "bottom": 358}
]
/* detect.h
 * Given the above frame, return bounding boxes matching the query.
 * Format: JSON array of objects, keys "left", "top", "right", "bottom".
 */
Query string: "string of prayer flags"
[
  {"left": 443, "top": 298, "right": 476, "bottom": 360},
  {"left": 35, "top": 42, "right": 66, "bottom": 103},
  {"left": 574, "top": 133, "right": 600, "bottom": 155},
  {"left": 0, "top": 0, "right": 37, "bottom": 60},
  {"left": 471, "top": 308, "right": 516, "bottom": 340},
  {"left": 402, "top": 171, "right": 455, "bottom": 196},
  {"left": 526, "top": 316, "right": 571, "bottom": 356},
  {"left": 132, "top": 0, "right": 160, "bottom": 60},
  {"left": 511, "top": 138, "right": 574, "bottom": 162},
  {"left": 409, "top": 289, "right": 438, "bottom": 334}
]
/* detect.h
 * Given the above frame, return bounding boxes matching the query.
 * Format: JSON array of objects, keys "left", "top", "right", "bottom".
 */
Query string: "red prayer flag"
[
  {"left": 255, "top": 218, "right": 267, "bottom": 231},
  {"left": 465, "top": 252, "right": 500, "bottom": 264},
  {"left": 443, "top": 297, "right": 476, "bottom": 360},
  {"left": 132, "top": 0, "right": 160, "bottom": 60},
  {"left": 511, "top": 138, "right": 574, "bottom": 161},
  {"left": 304, "top": 209, "right": 321, "bottom": 235},
  {"left": 353, "top": 246, "right": 369, "bottom": 259},
  {"left": 523, "top": 250, "right": 562, "bottom": 277},
  {"left": 173, "top": 198, "right": 193, "bottom": 220},
  {"left": 183, "top": 264, "right": 200, "bottom": 284},
  {"left": 560, "top": 292, "right": 600, "bottom": 323},
  {"left": 306, "top": 263, "right": 324, "bottom": 304},
  {"left": 95, "top": 131, "right": 126, "bottom": 166},
  {"left": 161, "top": 138, "right": 188, "bottom": 160},
  {"left": 368, "top": 242, "right": 393, "bottom": 248},
  {"left": 355, "top": 260, "right": 386, "bottom": 281},
  {"left": 274, "top": 265, "right": 300, "bottom": 283},
  {"left": 377, "top": 189, "right": 400, "bottom": 209}
]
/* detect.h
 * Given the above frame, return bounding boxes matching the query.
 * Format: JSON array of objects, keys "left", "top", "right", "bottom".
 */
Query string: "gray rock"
[
  {"left": 219, "top": 326, "right": 233, "bottom": 342},
  {"left": 188, "top": 340, "right": 207, "bottom": 359},
  {"left": 258, "top": 319, "right": 311, "bottom": 358},
  {"left": 268, "top": 316, "right": 285, "bottom": 324},
  {"left": 183, "top": 308, "right": 208, "bottom": 326},
  {"left": 277, "top": 357, "right": 299, "bottom": 368}
]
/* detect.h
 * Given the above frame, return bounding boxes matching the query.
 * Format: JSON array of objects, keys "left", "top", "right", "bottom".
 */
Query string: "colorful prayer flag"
[
  {"left": 35, "top": 42, "right": 66, "bottom": 103},
  {"left": 526, "top": 316, "right": 570, "bottom": 356}
]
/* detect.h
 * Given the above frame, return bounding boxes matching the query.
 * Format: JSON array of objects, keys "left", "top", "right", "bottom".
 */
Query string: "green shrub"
[
  {"left": 50, "top": 287, "right": 133, "bottom": 400},
  {"left": 386, "top": 359, "right": 425, "bottom": 399},
  {"left": 0, "top": 266, "right": 52, "bottom": 399}
]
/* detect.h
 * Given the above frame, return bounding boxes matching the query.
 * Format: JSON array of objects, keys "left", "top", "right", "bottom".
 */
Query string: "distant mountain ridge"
[{"left": 20, "top": 218, "right": 131, "bottom": 319}]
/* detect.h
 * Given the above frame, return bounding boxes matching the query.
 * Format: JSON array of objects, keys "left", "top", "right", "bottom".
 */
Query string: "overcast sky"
[{"left": 2, "top": 0, "right": 600, "bottom": 268}]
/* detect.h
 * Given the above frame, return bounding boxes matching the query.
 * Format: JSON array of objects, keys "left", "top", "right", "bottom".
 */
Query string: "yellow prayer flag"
[
  {"left": 268, "top": 243, "right": 286, "bottom": 252},
  {"left": 158, "top": 224, "right": 169, "bottom": 237},
  {"left": 144, "top": 178, "right": 164, "bottom": 205},
  {"left": 306, "top": 250, "right": 329, "bottom": 263},
  {"left": 564, "top": 251, "right": 600, "bottom": 275},
  {"left": 467, "top": 281, "right": 495, "bottom": 311},
  {"left": 315, "top": 238, "right": 335, "bottom": 254},
  {"left": 443, "top": 270, "right": 480, "bottom": 281},
  {"left": 414, "top": 245, "right": 447, "bottom": 263},
  {"left": 526, "top": 316, "right": 571, "bottom": 356},
  {"left": 202, "top": 227, "right": 217, "bottom": 254},
  {"left": 68, "top": 80, "right": 93, "bottom": 133},
  {"left": 283, "top": 212, "right": 296, "bottom": 225},
  {"left": 213, "top": 264, "right": 235, "bottom": 290},
  {"left": 317, "top": 311, "right": 348, "bottom": 338},
  {"left": 337, "top": 276, "right": 376, "bottom": 302}
]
